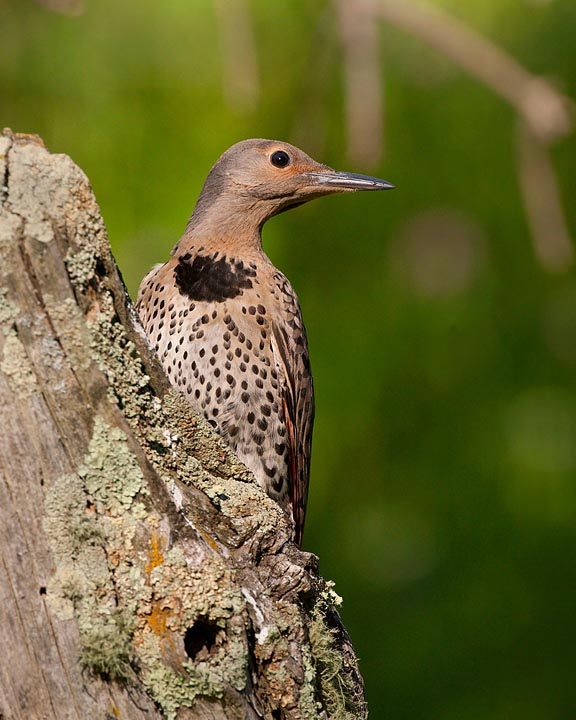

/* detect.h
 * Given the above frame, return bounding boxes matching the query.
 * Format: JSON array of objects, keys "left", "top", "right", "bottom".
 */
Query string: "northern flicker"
[{"left": 137, "top": 139, "right": 393, "bottom": 545}]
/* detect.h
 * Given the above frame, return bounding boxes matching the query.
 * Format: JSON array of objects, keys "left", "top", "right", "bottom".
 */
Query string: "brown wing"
[{"left": 271, "top": 321, "right": 314, "bottom": 546}]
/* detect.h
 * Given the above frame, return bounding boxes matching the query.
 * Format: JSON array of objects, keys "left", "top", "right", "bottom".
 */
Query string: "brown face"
[{"left": 222, "top": 140, "right": 394, "bottom": 206}]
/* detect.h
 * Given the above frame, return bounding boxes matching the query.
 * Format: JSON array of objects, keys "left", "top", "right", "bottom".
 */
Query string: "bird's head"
[{"left": 184, "top": 139, "right": 394, "bottom": 246}]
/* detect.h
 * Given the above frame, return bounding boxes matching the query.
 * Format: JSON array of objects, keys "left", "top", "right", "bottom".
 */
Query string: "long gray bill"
[{"left": 303, "top": 171, "right": 395, "bottom": 191}]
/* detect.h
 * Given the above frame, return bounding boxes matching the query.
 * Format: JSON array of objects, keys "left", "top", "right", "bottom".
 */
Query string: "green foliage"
[{"left": 3, "top": 1, "right": 576, "bottom": 717}]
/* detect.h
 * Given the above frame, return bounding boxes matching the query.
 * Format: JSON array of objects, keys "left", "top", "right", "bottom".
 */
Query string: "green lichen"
[
  {"left": 141, "top": 629, "right": 246, "bottom": 720},
  {"left": 299, "top": 638, "right": 322, "bottom": 719},
  {"left": 320, "top": 579, "right": 344, "bottom": 608},
  {"left": 0, "top": 288, "right": 39, "bottom": 396},
  {"left": 44, "top": 472, "right": 101, "bottom": 562},
  {"left": 79, "top": 415, "right": 148, "bottom": 516},
  {"left": 151, "top": 546, "right": 243, "bottom": 626},
  {"left": 141, "top": 639, "right": 225, "bottom": 720},
  {"left": 306, "top": 602, "right": 363, "bottom": 720},
  {"left": 309, "top": 611, "right": 349, "bottom": 720},
  {"left": 86, "top": 291, "right": 179, "bottom": 473},
  {"left": 62, "top": 252, "right": 177, "bottom": 471},
  {"left": 161, "top": 389, "right": 253, "bottom": 483},
  {"left": 80, "top": 609, "right": 136, "bottom": 683},
  {"left": 44, "top": 418, "right": 152, "bottom": 684},
  {"left": 144, "top": 659, "right": 201, "bottom": 719},
  {"left": 44, "top": 413, "right": 250, "bottom": 716},
  {"left": 135, "top": 546, "right": 249, "bottom": 719},
  {"left": 64, "top": 244, "right": 97, "bottom": 288},
  {"left": 0, "top": 333, "right": 39, "bottom": 397}
]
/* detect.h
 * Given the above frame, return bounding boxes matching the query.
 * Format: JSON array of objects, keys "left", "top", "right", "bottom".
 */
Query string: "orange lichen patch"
[
  {"left": 147, "top": 599, "right": 172, "bottom": 636},
  {"left": 142, "top": 530, "right": 175, "bottom": 639},
  {"left": 145, "top": 528, "right": 165, "bottom": 576},
  {"left": 198, "top": 527, "right": 219, "bottom": 552},
  {"left": 107, "top": 548, "right": 124, "bottom": 568}
]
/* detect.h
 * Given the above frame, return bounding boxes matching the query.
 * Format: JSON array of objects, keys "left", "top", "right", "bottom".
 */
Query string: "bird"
[{"left": 136, "top": 139, "right": 393, "bottom": 546}]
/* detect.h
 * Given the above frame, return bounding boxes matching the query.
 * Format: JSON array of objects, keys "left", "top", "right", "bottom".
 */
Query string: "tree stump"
[{"left": 0, "top": 129, "right": 366, "bottom": 720}]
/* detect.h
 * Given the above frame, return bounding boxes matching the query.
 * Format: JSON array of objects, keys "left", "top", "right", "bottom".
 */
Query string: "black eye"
[{"left": 270, "top": 150, "right": 290, "bottom": 168}]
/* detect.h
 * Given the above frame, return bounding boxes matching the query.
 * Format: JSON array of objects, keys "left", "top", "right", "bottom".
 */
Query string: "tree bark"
[{"left": 0, "top": 129, "right": 366, "bottom": 720}]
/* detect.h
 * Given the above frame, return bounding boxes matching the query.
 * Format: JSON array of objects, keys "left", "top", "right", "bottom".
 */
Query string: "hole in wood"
[{"left": 183, "top": 617, "right": 220, "bottom": 659}]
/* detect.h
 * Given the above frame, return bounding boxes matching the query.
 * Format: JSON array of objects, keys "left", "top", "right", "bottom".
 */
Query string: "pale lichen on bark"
[{"left": 0, "top": 129, "right": 367, "bottom": 720}]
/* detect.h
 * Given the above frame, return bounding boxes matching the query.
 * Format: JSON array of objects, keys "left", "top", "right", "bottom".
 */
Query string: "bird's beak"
[{"left": 301, "top": 170, "right": 395, "bottom": 192}]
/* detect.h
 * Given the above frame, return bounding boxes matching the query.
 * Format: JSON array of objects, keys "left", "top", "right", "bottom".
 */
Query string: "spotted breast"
[{"left": 137, "top": 246, "right": 313, "bottom": 544}]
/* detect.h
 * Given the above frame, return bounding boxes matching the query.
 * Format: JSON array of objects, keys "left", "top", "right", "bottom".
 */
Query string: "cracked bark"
[{"left": 0, "top": 130, "right": 366, "bottom": 720}]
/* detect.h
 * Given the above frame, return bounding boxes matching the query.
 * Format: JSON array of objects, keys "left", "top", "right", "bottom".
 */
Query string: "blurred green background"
[{"left": 3, "top": 0, "right": 576, "bottom": 717}]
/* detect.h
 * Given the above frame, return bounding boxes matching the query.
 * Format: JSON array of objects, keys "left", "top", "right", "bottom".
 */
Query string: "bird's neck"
[{"left": 173, "top": 193, "right": 269, "bottom": 259}]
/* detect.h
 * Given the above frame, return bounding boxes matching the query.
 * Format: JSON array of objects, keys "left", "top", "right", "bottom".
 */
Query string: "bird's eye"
[{"left": 270, "top": 150, "right": 290, "bottom": 168}]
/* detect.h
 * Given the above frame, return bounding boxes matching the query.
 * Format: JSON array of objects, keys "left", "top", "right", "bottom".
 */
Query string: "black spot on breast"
[{"left": 174, "top": 254, "right": 256, "bottom": 303}]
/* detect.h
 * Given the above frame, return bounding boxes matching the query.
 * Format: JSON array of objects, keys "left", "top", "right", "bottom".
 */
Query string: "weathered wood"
[{"left": 0, "top": 129, "right": 366, "bottom": 720}]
